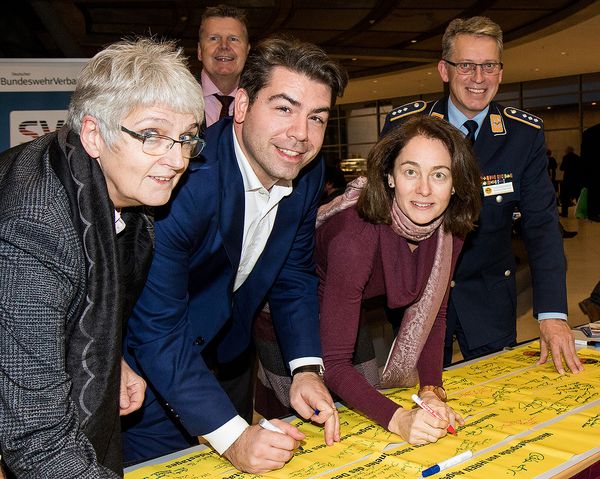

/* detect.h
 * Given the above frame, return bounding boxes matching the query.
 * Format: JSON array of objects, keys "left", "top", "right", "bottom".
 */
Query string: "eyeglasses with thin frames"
[
  {"left": 120, "top": 125, "right": 206, "bottom": 159},
  {"left": 444, "top": 59, "right": 503, "bottom": 76}
]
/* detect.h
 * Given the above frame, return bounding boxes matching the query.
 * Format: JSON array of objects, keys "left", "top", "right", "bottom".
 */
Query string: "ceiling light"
[
  {"left": 411, "top": 40, "right": 417, "bottom": 44},
  {"left": 593, "top": 102, "right": 597, "bottom": 106},
  {"left": 547, "top": 106, "right": 552, "bottom": 110}
]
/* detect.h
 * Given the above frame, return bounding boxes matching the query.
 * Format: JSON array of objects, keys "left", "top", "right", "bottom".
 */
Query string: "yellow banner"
[{"left": 126, "top": 344, "right": 600, "bottom": 478}]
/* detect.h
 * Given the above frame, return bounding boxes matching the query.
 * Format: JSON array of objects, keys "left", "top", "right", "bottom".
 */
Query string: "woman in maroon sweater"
[{"left": 317, "top": 116, "right": 481, "bottom": 445}]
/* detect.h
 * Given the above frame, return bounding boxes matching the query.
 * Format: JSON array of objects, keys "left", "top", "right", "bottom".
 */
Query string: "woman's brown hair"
[{"left": 357, "top": 115, "right": 481, "bottom": 237}]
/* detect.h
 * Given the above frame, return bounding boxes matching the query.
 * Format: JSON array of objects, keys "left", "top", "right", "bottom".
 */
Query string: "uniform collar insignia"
[
  {"left": 503, "top": 107, "right": 543, "bottom": 129},
  {"left": 490, "top": 113, "right": 504, "bottom": 134},
  {"left": 389, "top": 100, "right": 427, "bottom": 122}
]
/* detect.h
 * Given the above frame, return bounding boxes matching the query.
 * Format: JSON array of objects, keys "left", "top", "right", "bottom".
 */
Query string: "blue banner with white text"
[{"left": 0, "top": 59, "right": 87, "bottom": 152}]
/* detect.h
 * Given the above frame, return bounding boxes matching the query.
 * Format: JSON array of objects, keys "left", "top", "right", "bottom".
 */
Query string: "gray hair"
[
  {"left": 67, "top": 37, "right": 204, "bottom": 147},
  {"left": 442, "top": 16, "right": 503, "bottom": 60}
]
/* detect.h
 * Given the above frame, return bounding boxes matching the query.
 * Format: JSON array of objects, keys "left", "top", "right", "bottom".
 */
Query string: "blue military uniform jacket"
[
  {"left": 383, "top": 98, "right": 567, "bottom": 350},
  {"left": 123, "top": 118, "right": 323, "bottom": 436}
]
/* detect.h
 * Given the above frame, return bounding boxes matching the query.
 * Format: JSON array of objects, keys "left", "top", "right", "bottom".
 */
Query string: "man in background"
[
  {"left": 198, "top": 4, "right": 250, "bottom": 126},
  {"left": 546, "top": 148, "right": 558, "bottom": 192},
  {"left": 581, "top": 123, "right": 600, "bottom": 222},
  {"left": 383, "top": 16, "right": 582, "bottom": 376},
  {"left": 321, "top": 165, "right": 347, "bottom": 205},
  {"left": 559, "top": 146, "right": 582, "bottom": 217}
]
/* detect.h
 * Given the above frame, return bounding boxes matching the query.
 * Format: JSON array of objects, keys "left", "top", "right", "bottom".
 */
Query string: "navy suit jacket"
[
  {"left": 124, "top": 118, "right": 323, "bottom": 435},
  {"left": 383, "top": 98, "right": 567, "bottom": 349}
]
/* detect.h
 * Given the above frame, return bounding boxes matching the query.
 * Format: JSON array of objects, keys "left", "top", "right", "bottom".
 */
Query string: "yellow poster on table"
[{"left": 125, "top": 345, "right": 600, "bottom": 479}]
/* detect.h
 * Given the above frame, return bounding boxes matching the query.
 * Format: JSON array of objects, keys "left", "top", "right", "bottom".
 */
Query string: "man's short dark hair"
[
  {"left": 199, "top": 4, "right": 248, "bottom": 39},
  {"left": 239, "top": 35, "right": 348, "bottom": 107}
]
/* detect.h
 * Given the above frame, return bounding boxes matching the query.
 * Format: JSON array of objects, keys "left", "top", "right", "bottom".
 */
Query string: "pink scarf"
[
  {"left": 316, "top": 176, "right": 366, "bottom": 228},
  {"left": 317, "top": 176, "right": 453, "bottom": 388},
  {"left": 389, "top": 197, "right": 443, "bottom": 242},
  {"left": 380, "top": 220, "right": 452, "bottom": 388}
]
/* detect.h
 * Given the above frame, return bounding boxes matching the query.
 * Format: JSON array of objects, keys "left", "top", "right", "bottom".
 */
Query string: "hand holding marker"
[
  {"left": 259, "top": 418, "right": 303, "bottom": 450},
  {"left": 411, "top": 394, "right": 456, "bottom": 435}
]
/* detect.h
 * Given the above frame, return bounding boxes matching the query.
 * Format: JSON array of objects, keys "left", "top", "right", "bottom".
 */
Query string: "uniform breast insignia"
[
  {"left": 481, "top": 173, "right": 514, "bottom": 196},
  {"left": 503, "top": 107, "right": 543, "bottom": 129},
  {"left": 490, "top": 114, "right": 505, "bottom": 134},
  {"left": 388, "top": 100, "right": 427, "bottom": 123}
]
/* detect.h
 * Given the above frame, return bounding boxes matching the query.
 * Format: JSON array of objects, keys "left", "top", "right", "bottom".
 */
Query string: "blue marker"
[{"left": 422, "top": 450, "right": 473, "bottom": 477}]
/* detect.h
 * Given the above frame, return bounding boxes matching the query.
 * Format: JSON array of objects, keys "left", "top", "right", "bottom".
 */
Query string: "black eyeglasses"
[
  {"left": 444, "top": 59, "right": 503, "bottom": 76},
  {"left": 120, "top": 125, "right": 206, "bottom": 159}
]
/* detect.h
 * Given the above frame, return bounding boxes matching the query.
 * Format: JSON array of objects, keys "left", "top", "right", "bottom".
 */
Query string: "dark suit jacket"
[
  {"left": 0, "top": 132, "right": 124, "bottom": 478},
  {"left": 383, "top": 98, "right": 567, "bottom": 350},
  {"left": 124, "top": 118, "right": 324, "bottom": 435}
]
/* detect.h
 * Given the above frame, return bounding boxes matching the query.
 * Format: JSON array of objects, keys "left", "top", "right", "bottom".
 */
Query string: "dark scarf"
[{"left": 49, "top": 127, "right": 154, "bottom": 475}]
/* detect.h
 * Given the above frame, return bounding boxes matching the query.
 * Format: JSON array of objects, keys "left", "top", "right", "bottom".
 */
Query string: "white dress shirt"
[
  {"left": 232, "top": 129, "right": 293, "bottom": 291},
  {"left": 204, "top": 129, "right": 323, "bottom": 454}
]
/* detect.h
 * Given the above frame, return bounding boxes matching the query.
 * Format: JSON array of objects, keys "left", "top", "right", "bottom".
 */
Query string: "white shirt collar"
[
  {"left": 114, "top": 209, "right": 126, "bottom": 234},
  {"left": 232, "top": 128, "right": 293, "bottom": 195}
]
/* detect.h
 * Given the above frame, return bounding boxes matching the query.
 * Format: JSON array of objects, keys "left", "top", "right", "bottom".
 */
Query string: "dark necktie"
[
  {"left": 214, "top": 94, "right": 234, "bottom": 120},
  {"left": 463, "top": 120, "right": 478, "bottom": 144}
]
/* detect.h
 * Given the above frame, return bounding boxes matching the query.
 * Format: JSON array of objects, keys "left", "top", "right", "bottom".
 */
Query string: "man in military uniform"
[{"left": 382, "top": 16, "right": 582, "bottom": 374}]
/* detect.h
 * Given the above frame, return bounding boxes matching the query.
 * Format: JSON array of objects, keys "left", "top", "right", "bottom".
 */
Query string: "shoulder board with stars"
[
  {"left": 388, "top": 100, "right": 427, "bottom": 123},
  {"left": 503, "top": 107, "right": 543, "bottom": 129}
]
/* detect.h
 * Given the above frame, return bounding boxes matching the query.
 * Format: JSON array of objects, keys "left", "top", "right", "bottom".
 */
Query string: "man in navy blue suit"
[
  {"left": 123, "top": 37, "right": 348, "bottom": 474},
  {"left": 382, "top": 17, "right": 582, "bottom": 375}
]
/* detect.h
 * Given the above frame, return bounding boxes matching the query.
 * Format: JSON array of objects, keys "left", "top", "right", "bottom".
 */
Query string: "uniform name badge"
[{"left": 483, "top": 182, "right": 514, "bottom": 196}]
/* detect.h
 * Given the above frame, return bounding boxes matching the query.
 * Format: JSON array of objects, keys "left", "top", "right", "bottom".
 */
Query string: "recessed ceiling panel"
[{"left": 0, "top": 0, "right": 593, "bottom": 79}]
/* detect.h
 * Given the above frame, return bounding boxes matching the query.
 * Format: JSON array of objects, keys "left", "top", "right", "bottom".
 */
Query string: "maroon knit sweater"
[{"left": 315, "top": 207, "right": 463, "bottom": 428}]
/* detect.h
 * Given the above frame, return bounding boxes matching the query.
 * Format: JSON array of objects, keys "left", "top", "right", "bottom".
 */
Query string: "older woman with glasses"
[{"left": 0, "top": 38, "right": 203, "bottom": 478}]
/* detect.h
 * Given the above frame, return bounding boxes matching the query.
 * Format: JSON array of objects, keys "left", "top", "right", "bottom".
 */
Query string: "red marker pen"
[{"left": 411, "top": 393, "right": 456, "bottom": 435}]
